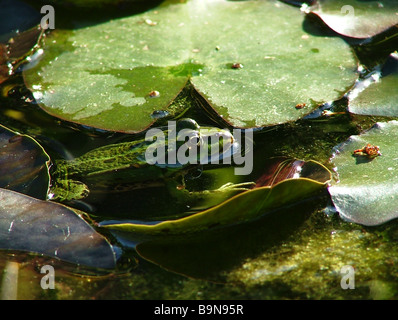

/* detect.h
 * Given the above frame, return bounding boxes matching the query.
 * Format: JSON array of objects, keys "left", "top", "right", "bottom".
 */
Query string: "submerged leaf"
[
  {"left": 24, "top": 0, "right": 357, "bottom": 132},
  {"left": 329, "top": 121, "right": 398, "bottom": 226},
  {"left": 0, "top": 124, "right": 50, "bottom": 199},
  {"left": 135, "top": 199, "right": 319, "bottom": 280},
  {"left": 0, "top": 188, "right": 117, "bottom": 269}
]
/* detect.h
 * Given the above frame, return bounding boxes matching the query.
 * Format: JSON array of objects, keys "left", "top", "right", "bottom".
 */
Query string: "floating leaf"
[
  {"left": 0, "top": 188, "right": 117, "bottom": 269},
  {"left": 24, "top": 0, "right": 358, "bottom": 132},
  {"left": 328, "top": 121, "right": 398, "bottom": 226},
  {"left": 0, "top": 124, "right": 50, "bottom": 199},
  {"left": 348, "top": 53, "right": 398, "bottom": 117},
  {"left": 309, "top": 0, "right": 398, "bottom": 38},
  {"left": 100, "top": 158, "right": 331, "bottom": 238}
]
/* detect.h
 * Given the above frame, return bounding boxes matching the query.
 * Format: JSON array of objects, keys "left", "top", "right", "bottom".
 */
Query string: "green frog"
[{"left": 49, "top": 118, "right": 251, "bottom": 203}]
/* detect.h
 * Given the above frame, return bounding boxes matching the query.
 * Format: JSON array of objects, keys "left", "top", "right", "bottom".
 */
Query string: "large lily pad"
[
  {"left": 348, "top": 53, "right": 398, "bottom": 116},
  {"left": 0, "top": 188, "right": 117, "bottom": 269},
  {"left": 24, "top": 0, "right": 358, "bottom": 133},
  {"left": 328, "top": 121, "right": 398, "bottom": 226},
  {"left": 100, "top": 158, "right": 331, "bottom": 238},
  {"left": 0, "top": 124, "right": 50, "bottom": 199},
  {"left": 309, "top": 0, "right": 398, "bottom": 38}
]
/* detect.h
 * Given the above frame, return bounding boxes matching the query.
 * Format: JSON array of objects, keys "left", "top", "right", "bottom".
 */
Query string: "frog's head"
[
  {"left": 144, "top": 118, "right": 239, "bottom": 168},
  {"left": 175, "top": 118, "right": 238, "bottom": 165}
]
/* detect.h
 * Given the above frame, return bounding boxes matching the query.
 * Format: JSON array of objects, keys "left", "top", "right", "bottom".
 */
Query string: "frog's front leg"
[
  {"left": 187, "top": 182, "right": 256, "bottom": 201},
  {"left": 209, "top": 182, "right": 256, "bottom": 193},
  {"left": 49, "top": 179, "right": 90, "bottom": 202}
]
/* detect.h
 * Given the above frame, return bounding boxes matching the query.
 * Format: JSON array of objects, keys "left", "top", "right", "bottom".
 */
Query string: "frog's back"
[{"left": 59, "top": 140, "right": 152, "bottom": 177}]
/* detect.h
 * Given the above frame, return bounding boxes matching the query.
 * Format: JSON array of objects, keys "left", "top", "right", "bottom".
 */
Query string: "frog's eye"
[{"left": 177, "top": 118, "right": 200, "bottom": 131}]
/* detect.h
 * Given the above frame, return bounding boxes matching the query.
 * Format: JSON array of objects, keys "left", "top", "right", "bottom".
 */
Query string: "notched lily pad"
[
  {"left": 0, "top": 188, "right": 117, "bottom": 269},
  {"left": 100, "top": 157, "right": 331, "bottom": 238},
  {"left": 0, "top": 124, "right": 50, "bottom": 199},
  {"left": 24, "top": 0, "right": 358, "bottom": 133},
  {"left": 328, "top": 121, "right": 398, "bottom": 226},
  {"left": 309, "top": 0, "right": 398, "bottom": 38}
]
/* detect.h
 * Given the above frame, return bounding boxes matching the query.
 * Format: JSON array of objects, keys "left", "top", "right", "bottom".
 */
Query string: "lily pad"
[
  {"left": 24, "top": 0, "right": 358, "bottom": 133},
  {"left": 100, "top": 158, "right": 331, "bottom": 238},
  {"left": 0, "top": 188, "right": 117, "bottom": 269},
  {"left": 309, "top": 0, "right": 398, "bottom": 38},
  {"left": 0, "top": 124, "right": 50, "bottom": 199},
  {"left": 328, "top": 121, "right": 398, "bottom": 226},
  {"left": 348, "top": 53, "right": 398, "bottom": 117}
]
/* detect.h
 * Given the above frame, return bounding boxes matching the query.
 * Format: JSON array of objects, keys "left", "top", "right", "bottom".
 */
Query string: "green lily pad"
[
  {"left": 0, "top": 188, "right": 117, "bottom": 269},
  {"left": 348, "top": 53, "right": 398, "bottom": 117},
  {"left": 0, "top": 124, "right": 50, "bottom": 199},
  {"left": 328, "top": 121, "right": 398, "bottom": 226},
  {"left": 309, "top": 0, "right": 398, "bottom": 38},
  {"left": 24, "top": 0, "right": 358, "bottom": 133},
  {"left": 100, "top": 158, "right": 331, "bottom": 238}
]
